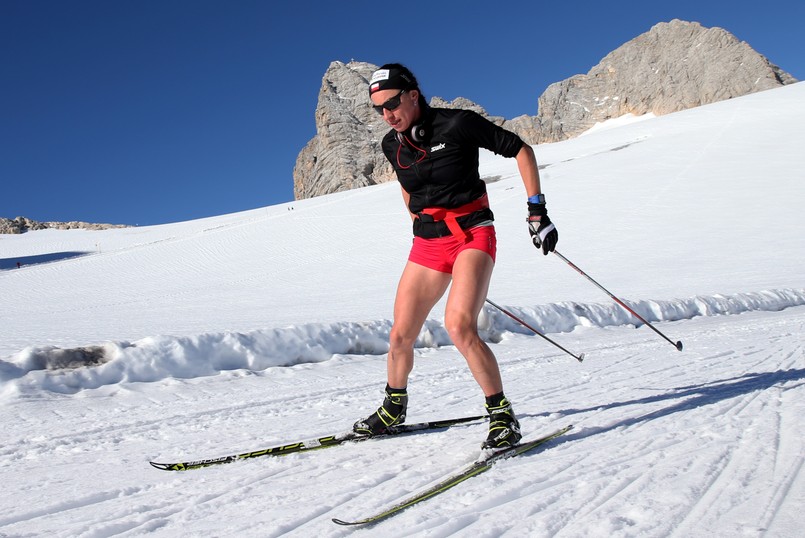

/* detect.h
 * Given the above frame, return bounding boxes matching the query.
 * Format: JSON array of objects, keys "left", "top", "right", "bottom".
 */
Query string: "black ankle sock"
[{"left": 485, "top": 392, "right": 505, "bottom": 407}]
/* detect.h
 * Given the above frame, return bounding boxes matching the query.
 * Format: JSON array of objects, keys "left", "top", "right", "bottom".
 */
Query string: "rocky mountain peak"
[{"left": 536, "top": 19, "right": 797, "bottom": 142}]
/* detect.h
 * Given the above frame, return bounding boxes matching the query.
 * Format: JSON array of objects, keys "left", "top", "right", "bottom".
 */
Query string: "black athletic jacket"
[{"left": 381, "top": 106, "right": 524, "bottom": 238}]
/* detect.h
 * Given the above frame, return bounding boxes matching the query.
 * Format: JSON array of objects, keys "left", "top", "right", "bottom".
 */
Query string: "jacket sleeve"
[{"left": 451, "top": 110, "right": 524, "bottom": 158}]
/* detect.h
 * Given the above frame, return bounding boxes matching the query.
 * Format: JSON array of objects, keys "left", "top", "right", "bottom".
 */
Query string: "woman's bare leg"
[
  {"left": 443, "top": 248, "right": 501, "bottom": 396},
  {"left": 387, "top": 260, "right": 451, "bottom": 387}
]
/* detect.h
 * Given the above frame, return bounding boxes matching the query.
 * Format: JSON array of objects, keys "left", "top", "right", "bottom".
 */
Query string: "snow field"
[{"left": 1, "top": 83, "right": 804, "bottom": 536}]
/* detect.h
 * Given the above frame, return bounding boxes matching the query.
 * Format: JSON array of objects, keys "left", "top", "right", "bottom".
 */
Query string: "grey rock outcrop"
[
  {"left": 536, "top": 19, "right": 797, "bottom": 142},
  {"left": 429, "top": 96, "right": 541, "bottom": 143},
  {"left": 0, "top": 216, "right": 129, "bottom": 234},
  {"left": 294, "top": 20, "right": 796, "bottom": 200},
  {"left": 293, "top": 61, "right": 396, "bottom": 201}
]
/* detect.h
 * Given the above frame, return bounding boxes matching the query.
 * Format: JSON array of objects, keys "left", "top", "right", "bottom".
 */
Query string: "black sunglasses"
[{"left": 372, "top": 88, "right": 408, "bottom": 115}]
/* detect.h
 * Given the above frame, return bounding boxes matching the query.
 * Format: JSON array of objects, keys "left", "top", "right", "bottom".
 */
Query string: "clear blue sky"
[{"left": 2, "top": 0, "right": 802, "bottom": 226}]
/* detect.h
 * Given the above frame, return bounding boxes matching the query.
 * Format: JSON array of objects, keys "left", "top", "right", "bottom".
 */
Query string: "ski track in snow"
[{"left": 1, "top": 309, "right": 803, "bottom": 537}]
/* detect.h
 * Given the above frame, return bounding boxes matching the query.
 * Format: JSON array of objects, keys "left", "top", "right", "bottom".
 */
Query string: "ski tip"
[
  {"left": 332, "top": 515, "right": 383, "bottom": 526},
  {"left": 150, "top": 461, "right": 184, "bottom": 471},
  {"left": 332, "top": 518, "right": 360, "bottom": 526}
]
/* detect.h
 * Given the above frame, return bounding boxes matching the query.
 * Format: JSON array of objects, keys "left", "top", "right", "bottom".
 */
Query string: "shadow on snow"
[
  {"left": 527, "top": 368, "right": 805, "bottom": 443},
  {"left": 0, "top": 251, "right": 92, "bottom": 270}
]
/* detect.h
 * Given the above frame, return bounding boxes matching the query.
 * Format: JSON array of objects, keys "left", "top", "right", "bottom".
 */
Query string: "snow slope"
[{"left": 1, "top": 83, "right": 804, "bottom": 537}]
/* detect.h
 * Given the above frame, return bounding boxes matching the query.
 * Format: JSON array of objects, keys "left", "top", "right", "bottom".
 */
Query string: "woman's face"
[{"left": 371, "top": 88, "right": 420, "bottom": 133}]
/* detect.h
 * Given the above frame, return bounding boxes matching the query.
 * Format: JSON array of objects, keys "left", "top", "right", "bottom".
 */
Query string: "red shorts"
[{"left": 408, "top": 225, "right": 497, "bottom": 274}]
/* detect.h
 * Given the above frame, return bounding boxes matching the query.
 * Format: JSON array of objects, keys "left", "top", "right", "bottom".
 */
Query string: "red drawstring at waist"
[{"left": 419, "top": 194, "right": 489, "bottom": 241}]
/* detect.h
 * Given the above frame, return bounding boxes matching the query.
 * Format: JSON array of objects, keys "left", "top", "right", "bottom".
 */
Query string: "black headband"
[{"left": 369, "top": 67, "right": 413, "bottom": 95}]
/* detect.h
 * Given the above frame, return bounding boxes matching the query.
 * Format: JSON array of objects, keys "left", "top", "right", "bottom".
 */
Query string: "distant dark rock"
[{"left": 0, "top": 216, "right": 129, "bottom": 234}]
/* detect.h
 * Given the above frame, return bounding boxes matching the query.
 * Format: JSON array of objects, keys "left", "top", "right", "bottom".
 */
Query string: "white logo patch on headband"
[{"left": 369, "top": 69, "right": 390, "bottom": 85}]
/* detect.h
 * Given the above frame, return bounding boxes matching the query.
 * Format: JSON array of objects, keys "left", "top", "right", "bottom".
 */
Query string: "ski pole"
[
  {"left": 484, "top": 298, "right": 584, "bottom": 362},
  {"left": 552, "top": 250, "right": 683, "bottom": 351}
]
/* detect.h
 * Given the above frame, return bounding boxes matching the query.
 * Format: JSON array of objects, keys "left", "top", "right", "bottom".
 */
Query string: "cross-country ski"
[{"left": 333, "top": 425, "right": 573, "bottom": 526}]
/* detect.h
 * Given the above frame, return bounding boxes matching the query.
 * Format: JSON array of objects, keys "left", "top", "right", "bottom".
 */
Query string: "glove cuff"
[{"left": 527, "top": 201, "right": 547, "bottom": 217}]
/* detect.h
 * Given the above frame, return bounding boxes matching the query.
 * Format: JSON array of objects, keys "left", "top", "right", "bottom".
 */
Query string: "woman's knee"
[
  {"left": 389, "top": 325, "right": 419, "bottom": 351},
  {"left": 444, "top": 312, "right": 479, "bottom": 347}
]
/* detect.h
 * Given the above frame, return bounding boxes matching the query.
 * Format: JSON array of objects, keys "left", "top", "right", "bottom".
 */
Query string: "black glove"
[{"left": 527, "top": 202, "right": 558, "bottom": 255}]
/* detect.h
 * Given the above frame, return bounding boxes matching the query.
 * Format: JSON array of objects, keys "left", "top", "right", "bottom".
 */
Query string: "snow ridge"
[{"left": 3, "top": 288, "right": 802, "bottom": 396}]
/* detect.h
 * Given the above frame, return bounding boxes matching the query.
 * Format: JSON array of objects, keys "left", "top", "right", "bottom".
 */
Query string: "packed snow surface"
[{"left": 1, "top": 83, "right": 804, "bottom": 537}]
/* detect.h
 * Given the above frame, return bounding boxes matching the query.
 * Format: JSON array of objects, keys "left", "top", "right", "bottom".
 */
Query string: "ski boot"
[
  {"left": 353, "top": 385, "right": 408, "bottom": 436},
  {"left": 482, "top": 392, "right": 522, "bottom": 450}
]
